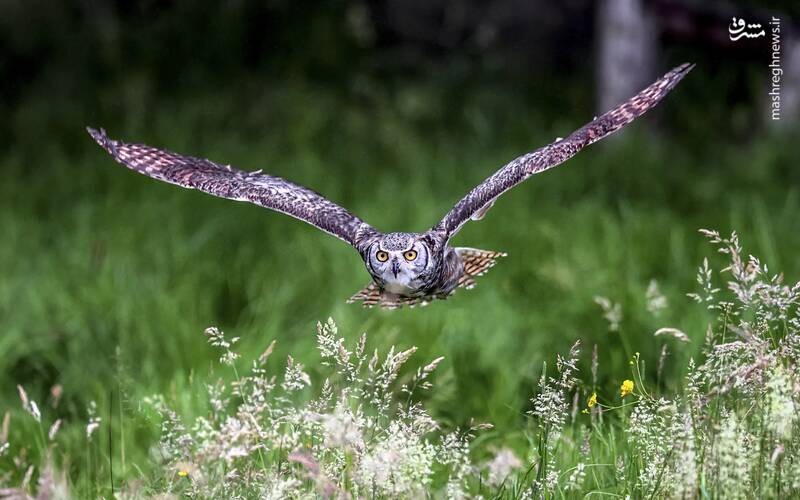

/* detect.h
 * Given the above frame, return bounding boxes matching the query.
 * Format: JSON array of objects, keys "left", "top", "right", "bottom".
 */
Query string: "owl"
[{"left": 88, "top": 63, "right": 692, "bottom": 308}]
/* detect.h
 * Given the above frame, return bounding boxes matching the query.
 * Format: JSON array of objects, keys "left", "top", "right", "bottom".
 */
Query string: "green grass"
[{"left": 1, "top": 79, "right": 799, "bottom": 495}]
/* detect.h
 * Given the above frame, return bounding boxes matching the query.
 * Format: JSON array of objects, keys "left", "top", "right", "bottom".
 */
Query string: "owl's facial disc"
[{"left": 368, "top": 233, "right": 430, "bottom": 292}]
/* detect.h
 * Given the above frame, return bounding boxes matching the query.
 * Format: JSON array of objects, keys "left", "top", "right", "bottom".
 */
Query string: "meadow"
[{"left": 1, "top": 71, "right": 799, "bottom": 497}]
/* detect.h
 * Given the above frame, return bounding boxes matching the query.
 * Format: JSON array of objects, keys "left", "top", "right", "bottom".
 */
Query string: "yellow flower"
[
  {"left": 587, "top": 392, "right": 597, "bottom": 408},
  {"left": 176, "top": 461, "right": 194, "bottom": 478},
  {"left": 620, "top": 379, "right": 634, "bottom": 398}
]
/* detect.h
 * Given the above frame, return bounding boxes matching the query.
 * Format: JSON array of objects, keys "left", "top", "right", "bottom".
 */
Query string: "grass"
[
  {"left": 7, "top": 229, "right": 798, "bottom": 498},
  {"left": 1, "top": 77, "right": 799, "bottom": 496}
]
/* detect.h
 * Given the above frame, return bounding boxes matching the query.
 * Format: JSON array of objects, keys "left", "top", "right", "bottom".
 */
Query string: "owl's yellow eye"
[
  {"left": 376, "top": 251, "right": 389, "bottom": 262},
  {"left": 403, "top": 249, "right": 418, "bottom": 261}
]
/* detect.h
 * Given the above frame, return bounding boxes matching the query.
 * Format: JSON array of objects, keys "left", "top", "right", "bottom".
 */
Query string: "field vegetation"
[{"left": 1, "top": 69, "right": 799, "bottom": 497}]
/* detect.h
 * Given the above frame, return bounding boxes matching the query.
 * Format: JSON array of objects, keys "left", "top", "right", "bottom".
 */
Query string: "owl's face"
[{"left": 366, "top": 233, "right": 433, "bottom": 292}]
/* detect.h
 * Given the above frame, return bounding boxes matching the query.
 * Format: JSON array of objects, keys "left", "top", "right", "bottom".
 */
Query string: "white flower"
[
  {"left": 486, "top": 447, "right": 522, "bottom": 486},
  {"left": 320, "top": 405, "right": 363, "bottom": 449},
  {"left": 356, "top": 421, "right": 435, "bottom": 496}
]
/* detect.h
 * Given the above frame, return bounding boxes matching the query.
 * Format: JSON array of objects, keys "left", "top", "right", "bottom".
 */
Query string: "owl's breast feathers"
[{"left": 347, "top": 246, "right": 505, "bottom": 309}]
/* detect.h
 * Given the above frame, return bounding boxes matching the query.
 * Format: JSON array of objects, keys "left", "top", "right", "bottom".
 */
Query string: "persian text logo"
[{"left": 728, "top": 17, "right": 765, "bottom": 41}]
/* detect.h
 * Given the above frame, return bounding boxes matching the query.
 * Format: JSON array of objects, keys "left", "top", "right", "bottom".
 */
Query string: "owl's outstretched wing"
[
  {"left": 87, "top": 128, "right": 380, "bottom": 249},
  {"left": 432, "top": 63, "right": 694, "bottom": 240}
]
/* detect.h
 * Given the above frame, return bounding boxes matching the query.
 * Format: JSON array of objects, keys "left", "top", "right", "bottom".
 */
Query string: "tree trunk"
[
  {"left": 596, "top": 0, "right": 658, "bottom": 113},
  {"left": 775, "top": 29, "right": 800, "bottom": 125}
]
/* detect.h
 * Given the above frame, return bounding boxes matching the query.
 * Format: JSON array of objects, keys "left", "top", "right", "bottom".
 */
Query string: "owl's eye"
[
  {"left": 403, "top": 249, "right": 418, "bottom": 261},
  {"left": 376, "top": 251, "right": 389, "bottom": 262}
]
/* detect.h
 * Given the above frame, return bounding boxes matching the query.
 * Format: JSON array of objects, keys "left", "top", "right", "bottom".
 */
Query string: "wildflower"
[
  {"left": 355, "top": 421, "right": 436, "bottom": 496},
  {"left": 530, "top": 341, "right": 581, "bottom": 430},
  {"left": 204, "top": 326, "right": 240, "bottom": 366},
  {"left": 486, "top": 447, "right": 522, "bottom": 487},
  {"left": 620, "top": 380, "right": 634, "bottom": 398},
  {"left": 319, "top": 404, "right": 363, "bottom": 449},
  {"left": 686, "top": 257, "right": 720, "bottom": 307},
  {"left": 713, "top": 414, "right": 753, "bottom": 497},
  {"left": 627, "top": 397, "right": 678, "bottom": 495},
  {"left": 282, "top": 356, "right": 311, "bottom": 391},
  {"left": 176, "top": 462, "right": 195, "bottom": 478},
  {"left": 587, "top": 392, "right": 597, "bottom": 408}
]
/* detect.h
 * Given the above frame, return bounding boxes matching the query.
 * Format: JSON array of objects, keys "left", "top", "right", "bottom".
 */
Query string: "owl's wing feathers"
[
  {"left": 433, "top": 63, "right": 694, "bottom": 240},
  {"left": 87, "top": 128, "right": 379, "bottom": 248}
]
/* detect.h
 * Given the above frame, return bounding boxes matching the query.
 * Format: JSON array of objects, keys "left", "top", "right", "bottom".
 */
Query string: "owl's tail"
[
  {"left": 455, "top": 247, "right": 507, "bottom": 289},
  {"left": 346, "top": 283, "right": 425, "bottom": 309}
]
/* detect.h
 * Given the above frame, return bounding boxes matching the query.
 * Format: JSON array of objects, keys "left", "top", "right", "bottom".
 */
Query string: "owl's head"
[{"left": 366, "top": 232, "right": 434, "bottom": 289}]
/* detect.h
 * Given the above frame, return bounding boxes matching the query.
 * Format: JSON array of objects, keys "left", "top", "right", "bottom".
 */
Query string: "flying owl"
[{"left": 88, "top": 63, "right": 692, "bottom": 309}]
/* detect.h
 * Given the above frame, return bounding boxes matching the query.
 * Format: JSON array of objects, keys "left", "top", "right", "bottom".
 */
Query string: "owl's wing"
[
  {"left": 432, "top": 63, "right": 693, "bottom": 240},
  {"left": 87, "top": 128, "right": 380, "bottom": 249}
]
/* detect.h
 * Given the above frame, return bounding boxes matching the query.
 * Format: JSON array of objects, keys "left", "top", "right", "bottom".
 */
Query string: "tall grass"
[{"left": 4, "top": 228, "right": 799, "bottom": 498}]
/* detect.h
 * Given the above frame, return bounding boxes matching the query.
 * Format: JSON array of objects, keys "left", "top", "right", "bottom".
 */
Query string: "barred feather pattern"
[
  {"left": 434, "top": 63, "right": 694, "bottom": 239},
  {"left": 88, "top": 64, "right": 690, "bottom": 309},
  {"left": 456, "top": 248, "right": 507, "bottom": 289},
  {"left": 86, "top": 127, "right": 379, "bottom": 249}
]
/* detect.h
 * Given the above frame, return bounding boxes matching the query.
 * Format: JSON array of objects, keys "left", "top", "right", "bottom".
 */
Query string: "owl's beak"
[{"left": 391, "top": 260, "right": 400, "bottom": 278}]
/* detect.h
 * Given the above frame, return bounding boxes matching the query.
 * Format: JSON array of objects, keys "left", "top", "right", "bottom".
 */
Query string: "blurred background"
[{"left": 2, "top": 0, "right": 800, "bottom": 486}]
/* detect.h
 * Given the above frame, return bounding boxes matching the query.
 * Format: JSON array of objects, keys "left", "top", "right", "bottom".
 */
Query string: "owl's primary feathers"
[{"left": 88, "top": 63, "right": 693, "bottom": 309}]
